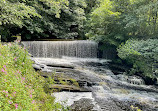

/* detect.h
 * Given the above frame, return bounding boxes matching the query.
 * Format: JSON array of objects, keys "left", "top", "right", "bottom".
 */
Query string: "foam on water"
[{"left": 53, "top": 92, "right": 93, "bottom": 106}]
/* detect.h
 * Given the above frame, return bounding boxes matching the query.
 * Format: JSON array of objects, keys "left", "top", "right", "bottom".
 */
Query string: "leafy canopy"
[
  {"left": 86, "top": 0, "right": 158, "bottom": 47},
  {"left": 0, "top": 0, "right": 89, "bottom": 40}
]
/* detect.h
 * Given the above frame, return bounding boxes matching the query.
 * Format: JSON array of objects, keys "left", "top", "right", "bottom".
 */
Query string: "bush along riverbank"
[
  {"left": 117, "top": 39, "right": 158, "bottom": 85},
  {"left": 0, "top": 43, "right": 68, "bottom": 111}
]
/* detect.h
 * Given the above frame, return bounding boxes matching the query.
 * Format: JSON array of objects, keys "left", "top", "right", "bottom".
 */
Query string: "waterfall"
[{"left": 22, "top": 40, "right": 98, "bottom": 58}]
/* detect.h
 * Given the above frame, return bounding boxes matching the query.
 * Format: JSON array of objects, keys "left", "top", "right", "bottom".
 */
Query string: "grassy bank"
[{"left": 0, "top": 42, "right": 66, "bottom": 110}]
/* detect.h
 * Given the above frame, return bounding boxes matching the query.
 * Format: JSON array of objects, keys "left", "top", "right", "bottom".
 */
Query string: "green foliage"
[
  {"left": 48, "top": 0, "right": 87, "bottom": 39},
  {"left": 0, "top": 0, "right": 41, "bottom": 41},
  {"left": 0, "top": 0, "right": 88, "bottom": 40},
  {"left": 86, "top": 0, "right": 128, "bottom": 47},
  {"left": 118, "top": 39, "right": 158, "bottom": 62},
  {"left": 0, "top": 0, "right": 40, "bottom": 27},
  {"left": 21, "top": 0, "right": 70, "bottom": 39},
  {"left": 117, "top": 39, "right": 158, "bottom": 80},
  {"left": 0, "top": 43, "right": 67, "bottom": 110},
  {"left": 117, "top": 39, "right": 141, "bottom": 60},
  {"left": 86, "top": 0, "right": 158, "bottom": 47},
  {"left": 84, "top": 0, "right": 101, "bottom": 14},
  {"left": 122, "top": 0, "right": 158, "bottom": 38},
  {"left": 2, "top": 0, "right": 158, "bottom": 41}
]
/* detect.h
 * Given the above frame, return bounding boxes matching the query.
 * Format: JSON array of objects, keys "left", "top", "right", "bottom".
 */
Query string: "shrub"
[
  {"left": 0, "top": 43, "right": 66, "bottom": 110},
  {"left": 117, "top": 39, "right": 158, "bottom": 84}
]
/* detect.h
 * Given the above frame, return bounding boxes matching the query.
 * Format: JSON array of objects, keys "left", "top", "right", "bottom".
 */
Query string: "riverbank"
[{"left": 0, "top": 43, "right": 67, "bottom": 110}]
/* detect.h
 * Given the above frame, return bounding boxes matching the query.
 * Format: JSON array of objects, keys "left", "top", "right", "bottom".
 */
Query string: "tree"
[
  {"left": 121, "top": 0, "right": 158, "bottom": 39},
  {"left": 0, "top": 0, "right": 41, "bottom": 41},
  {"left": 21, "top": 0, "right": 70, "bottom": 40},
  {"left": 0, "top": 0, "right": 88, "bottom": 40},
  {"left": 20, "top": 0, "right": 87, "bottom": 40},
  {"left": 86, "top": 0, "right": 158, "bottom": 48},
  {"left": 85, "top": 0, "right": 128, "bottom": 48}
]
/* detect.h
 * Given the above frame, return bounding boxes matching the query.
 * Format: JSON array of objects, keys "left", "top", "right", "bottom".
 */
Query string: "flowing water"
[
  {"left": 23, "top": 40, "right": 158, "bottom": 111},
  {"left": 22, "top": 40, "right": 98, "bottom": 58},
  {"left": 53, "top": 92, "right": 94, "bottom": 106},
  {"left": 32, "top": 57, "right": 158, "bottom": 111}
]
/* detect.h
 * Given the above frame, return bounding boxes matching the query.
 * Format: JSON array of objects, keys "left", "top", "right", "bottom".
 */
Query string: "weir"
[
  {"left": 22, "top": 40, "right": 98, "bottom": 58},
  {"left": 22, "top": 41, "right": 158, "bottom": 110}
]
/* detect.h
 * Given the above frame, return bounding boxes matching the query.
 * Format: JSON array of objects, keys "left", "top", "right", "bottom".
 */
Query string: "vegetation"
[
  {"left": 0, "top": 43, "right": 67, "bottom": 110},
  {"left": 85, "top": 0, "right": 158, "bottom": 84},
  {"left": 86, "top": 0, "right": 158, "bottom": 46},
  {"left": 38, "top": 71, "right": 79, "bottom": 93},
  {"left": 117, "top": 39, "right": 158, "bottom": 84},
  {"left": 1, "top": 0, "right": 158, "bottom": 40},
  {"left": 0, "top": 0, "right": 87, "bottom": 40},
  {"left": 0, "top": 0, "right": 157, "bottom": 83},
  {"left": 1, "top": 0, "right": 158, "bottom": 110}
]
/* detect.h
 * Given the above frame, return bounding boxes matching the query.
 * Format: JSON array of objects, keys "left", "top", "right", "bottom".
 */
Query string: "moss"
[
  {"left": 130, "top": 105, "right": 142, "bottom": 111},
  {"left": 40, "top": 71, "right": 79, "bottom": 92}
]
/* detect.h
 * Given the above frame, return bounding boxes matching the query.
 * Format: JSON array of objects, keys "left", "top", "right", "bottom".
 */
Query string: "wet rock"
[
  {"left": 46, "top": 67, "right": 102, "bottom": 85},
  {"left": 127, "top": 76, "right": 144, "bottom": 85},
  {"left": 77, "top": 80, "right": 99, "bottom": 87},
  {"left": 46, "top": 63, "right": 74, "bottom": 69},
  {"left": 32, "top": 64, "right": 41, "bottom": 71},
  {"left": 144, "top": 76, "right": 157, "bottom": 85},
  {"left": 70, "top": 98, "right": 94, "bottom": 111},
  {"left": 49, "top": 84, "right": 90, "bottom": 92},
  {"left": 114, "top": 99, "right": 158, "bottom": 111},
  {"left": 95, "top": 98, "right": 124, "bottom": 111},
  {"left": 31, "top": 58, "right": 75, "bottom": 69},
  {"left": 41, "top": 68, "right": 52, "bottom": 72},
  {"left": 117, "top": 82, "right": 158, "bottom": 93},
  {"left": 32, "top": 57, "right": 158, "bottom": 111}
]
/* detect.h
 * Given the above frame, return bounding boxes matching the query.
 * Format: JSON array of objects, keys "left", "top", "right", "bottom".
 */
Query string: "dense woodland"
[{"left": 0, "top": 0, "right": 158, "bottom": 83}]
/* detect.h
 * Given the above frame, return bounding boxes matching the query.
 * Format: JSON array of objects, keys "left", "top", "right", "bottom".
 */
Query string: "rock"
[
  {"left": 31, "top": 57, "right": 158, "bottom": 111},
  {"left": 41, "top": 68, "right": 52, "bottom": 72},
  {"left": 28, "top": 53, "right": 33, "bottom": 57},
  {"left": 113, "top": 99, "right": 158, "bottom": 111},
  {"left": 70, "top": 98, "right": 94, "bottom": 111},
  {"left": 49, "top": 84, "right": 90, "bottom": 92},
  {"left": 46, "top": 63, "right": 74, "bottom": 69},
  {"left": 127, "top": 76, "right": 144, "bottom": 85},
  {"left": 31, "top": 57, "right": 52, "bottom": 72},
  {"left": 32, "top": 64, "right": 42, "bottom": 71},
  {"left": 95, "top": 98, "right": 124, "bottom": 111},
  {"left": 77, "top": 80, "right": 99, "bottom": 87},
  {"left": 31, "top": 58, "right": 75, "bottom": 69},
  {"left": 117, "top": 81, "right": 158, "bottom": 93}
]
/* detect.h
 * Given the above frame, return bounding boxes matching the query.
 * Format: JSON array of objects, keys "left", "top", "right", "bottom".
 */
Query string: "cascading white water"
[
  {"left": 22, "top": 40, "right": 98, "bottom": 58},
  {"left": 23, "top": 41, "right": 158, "bottom": 110}
]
